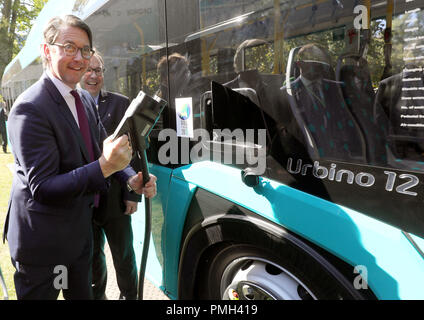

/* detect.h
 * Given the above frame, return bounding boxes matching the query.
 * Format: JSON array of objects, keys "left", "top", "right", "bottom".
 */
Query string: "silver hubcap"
[{"left": 220, "top": 257, "right": 317, "bottom": 300}]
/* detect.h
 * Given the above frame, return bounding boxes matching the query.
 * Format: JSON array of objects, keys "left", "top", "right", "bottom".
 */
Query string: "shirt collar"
[
  {"left": 46, "top": 69, "right": 75, "bottom": 98},
  {"left": 93, "top": 94, "right": 100, "bottom": 105}
]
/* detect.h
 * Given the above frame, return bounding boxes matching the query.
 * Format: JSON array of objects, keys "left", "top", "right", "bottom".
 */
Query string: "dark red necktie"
[
  {"left": 70, "top": 90, "right": 95, "bottom": 162},
  {"left": 70, "top": 90, "right": 99, "bottom": 207}
]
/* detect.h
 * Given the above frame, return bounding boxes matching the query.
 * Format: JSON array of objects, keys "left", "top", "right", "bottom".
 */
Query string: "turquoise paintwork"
[
  {"left": 160, "top": 174, "right": 197, "bottom": 299},
  {"left": 131, "top": 164, "right": 172, "bottom": 294},
  {"left": 410, "top": 234, "right": 424, "bottom": 256},
  {"left": 137, "top": 160, "right": 424, "bottom": 299},
  {"left": 132, "top": 163, "right": 197, "bottom": 299}
]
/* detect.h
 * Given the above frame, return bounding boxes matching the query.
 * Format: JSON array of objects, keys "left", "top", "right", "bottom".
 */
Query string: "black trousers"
[
  {"left": 0, "top": 125, "right": 7, "bottom": 151},
  {"left": 92, "top": 214, "right": 138, "bottom": 300},
  {"left": 12, "top": 240, "right": 93, "bottom": 300}
]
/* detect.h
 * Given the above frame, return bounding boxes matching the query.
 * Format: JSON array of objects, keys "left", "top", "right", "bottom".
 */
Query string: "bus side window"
[{"left": 374, "top": 68, "right": 424, "bottom": 168}]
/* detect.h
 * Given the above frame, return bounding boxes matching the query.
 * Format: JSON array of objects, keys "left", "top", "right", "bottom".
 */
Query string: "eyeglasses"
[
  {"left": 51, "top": 42, "right": 94, "bottom": 60},
  {"left": 86, "top": 67, "right": 105, "bottom": 76}
]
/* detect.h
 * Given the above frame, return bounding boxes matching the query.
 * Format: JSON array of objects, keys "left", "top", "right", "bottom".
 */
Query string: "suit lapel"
[
  {"left": 80, "top": 89, "right": 102, "bottom": 159},
  {"left": 42, "top": 74, "right": 91, "bottom": 163},
  {"left": 97, "top": 90, "right": 109, "bottom": 120}
]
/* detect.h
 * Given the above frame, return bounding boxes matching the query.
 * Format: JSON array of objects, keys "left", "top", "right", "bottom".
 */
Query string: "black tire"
[{"left": 196, "top": 243, "right": 364, "bottom": 300}]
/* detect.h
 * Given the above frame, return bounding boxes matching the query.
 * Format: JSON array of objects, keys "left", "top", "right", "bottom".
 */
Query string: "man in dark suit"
[
  {"left": 3, "top": 15, "right": 157, "bottom": 300},
  {"left": 80, "top": 52, "right": 139, "bottom": 300},
  {"left": 280, "top": 43, "right": 366, "bottom": 164}
]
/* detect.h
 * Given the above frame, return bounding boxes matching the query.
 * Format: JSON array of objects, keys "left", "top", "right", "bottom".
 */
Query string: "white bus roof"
[{"left": 2, "top": 0, "right": 109, "bottom": 86}]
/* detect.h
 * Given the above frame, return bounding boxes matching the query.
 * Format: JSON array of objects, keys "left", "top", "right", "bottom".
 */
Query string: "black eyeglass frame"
[
  {"left": 50, "top": 42, "right": 95, "bottom": 60},
  {"left": 86, "top": 67, "right": 105, "bottom": 76}
]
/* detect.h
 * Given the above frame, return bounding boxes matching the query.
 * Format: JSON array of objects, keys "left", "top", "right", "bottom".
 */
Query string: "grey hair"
[
  {"left": 91, "top": 50, "right": 105, "bottom": 69},
  {"left": 297, "top": 43, "right": 332, "bottom": 64}
]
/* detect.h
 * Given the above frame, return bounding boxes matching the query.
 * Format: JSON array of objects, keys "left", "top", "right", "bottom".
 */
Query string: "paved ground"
[{"left": 104, "top": 242, "right": 169, "bottom": 300}]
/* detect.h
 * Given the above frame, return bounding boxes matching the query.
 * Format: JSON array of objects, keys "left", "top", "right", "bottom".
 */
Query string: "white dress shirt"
[{"left": 46, "top": 69, "right": 80, "bottom": 127}]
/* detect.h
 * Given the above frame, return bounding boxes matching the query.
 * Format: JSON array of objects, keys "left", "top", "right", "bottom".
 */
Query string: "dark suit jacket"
[
  {"left": 3, "top": 73, "right": 135, "bottom": 266},
  {"left": 93, "top": 90, "right": 140, "bottom": 225},
  {"left": 0, "top": 107, "right": 7, "bottom": 135}
]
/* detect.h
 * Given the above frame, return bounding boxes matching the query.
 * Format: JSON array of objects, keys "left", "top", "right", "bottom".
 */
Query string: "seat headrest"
[{"left": 296, "top": 60, "right": 335, "bottom": 81}]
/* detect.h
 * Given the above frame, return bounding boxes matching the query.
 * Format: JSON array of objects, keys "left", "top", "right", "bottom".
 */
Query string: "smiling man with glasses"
[
  {"left": 81, "top": 52, "right": 140, "bottom": 300},
  {"left": 4, "top": 15, "right": 157, "bottom": 300},
  {"left": 81, "top": 52, "right": 105, "bottom": 101}
]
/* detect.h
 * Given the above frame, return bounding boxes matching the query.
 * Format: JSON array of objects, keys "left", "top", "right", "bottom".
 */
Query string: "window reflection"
[{"left": 5, "top": 0, "right": 424, "bottom": 175}]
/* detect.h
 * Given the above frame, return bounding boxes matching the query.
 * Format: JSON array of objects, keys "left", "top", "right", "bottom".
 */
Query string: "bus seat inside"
[
  {"left": 283, "top": 45, "right": 366, "bottom": 163},
  {"left": 336, "top": 54, "right": 388, "bottom": 166}
]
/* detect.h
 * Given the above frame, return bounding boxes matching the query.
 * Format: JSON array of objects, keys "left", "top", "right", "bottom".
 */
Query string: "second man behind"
[{"left": 81, "top": 52, "right": 139, "bottom": 300}]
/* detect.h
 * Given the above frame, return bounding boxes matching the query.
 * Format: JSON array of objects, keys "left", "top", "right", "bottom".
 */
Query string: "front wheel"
[{"left": 196, "top": 244, "right": 364, "bottom": 300}]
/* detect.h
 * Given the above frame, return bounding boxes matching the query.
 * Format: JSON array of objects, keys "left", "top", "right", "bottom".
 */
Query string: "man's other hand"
[
  {"left": 127, "top": 172, "right": 157, "bottom": 198},
  {"left": 124, "top": 200, "right": 138, "bottom": 215}
]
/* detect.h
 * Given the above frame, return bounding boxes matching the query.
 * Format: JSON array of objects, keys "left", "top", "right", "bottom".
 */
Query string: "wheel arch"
[{"left": 177, "top": 188, "right": 376, "bottom": 300}]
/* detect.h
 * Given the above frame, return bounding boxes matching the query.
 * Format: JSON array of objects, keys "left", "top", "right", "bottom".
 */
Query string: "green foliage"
[
  {"left": 0, "top": 0, "right": 48, "bottom": 82},
  {"left": 245, "top": 44, "right": 275, "bottom": 74},
  {"left": 367, "top": 19, "right": 386, "bottom": 87},
  {"left": 14, "top": 0, "right": 49, "bottom": 53}
]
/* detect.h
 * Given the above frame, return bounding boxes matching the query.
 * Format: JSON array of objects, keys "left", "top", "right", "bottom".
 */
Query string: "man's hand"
[
  {"left": 99, "top": 135, "right": 132, "bottom": 178},
  {"left": 124, "top": 200, "right": 138, "bottom": 215},
  {"left": 127, "top": 172, "right": 157, "bottom": 199}
]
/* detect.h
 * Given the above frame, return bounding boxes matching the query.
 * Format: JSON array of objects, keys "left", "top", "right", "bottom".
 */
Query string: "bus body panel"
[
  {"left": 169, "top": 161, "right": 424, "bottom": 299},
  {"left": 140, "top": 164, "right": 197, "bottom": 298},
  {"left": 131, "top": 164, "right": 173, "bottom": 295}
]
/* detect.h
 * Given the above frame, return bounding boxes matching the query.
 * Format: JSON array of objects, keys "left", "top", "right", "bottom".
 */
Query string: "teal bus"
[{"left": 3, "top": 0, "right": 424, "bottom": 300}]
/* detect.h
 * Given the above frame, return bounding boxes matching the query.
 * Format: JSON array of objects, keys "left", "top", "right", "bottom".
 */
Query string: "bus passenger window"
[
  {"left": 233, "top": 39, "right": 273, "bottom": 74},
  {"left": 372, "top": 5, "right": 424, "bottom": 171},
  {"left": 282, "top": 43, "right": 366, "bottom": 163},
  {"left": 374, "top": 66, "right": 424, "bottom": 167}
]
